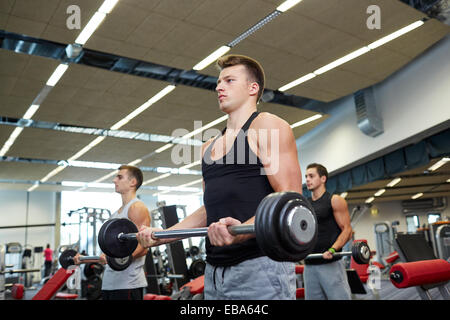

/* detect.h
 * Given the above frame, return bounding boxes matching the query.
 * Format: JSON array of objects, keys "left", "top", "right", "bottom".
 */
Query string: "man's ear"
[{"left": 248, "top": 81, "right": 259, "bottom": 97}]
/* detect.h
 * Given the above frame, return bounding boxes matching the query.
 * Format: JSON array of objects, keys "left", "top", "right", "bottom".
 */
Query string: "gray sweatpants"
[
  {"left": 303, "top": 259, "right": 352, "bottom": 300},
  {"left": 204, "top": 256, "right": 296, "bottom": 300}
]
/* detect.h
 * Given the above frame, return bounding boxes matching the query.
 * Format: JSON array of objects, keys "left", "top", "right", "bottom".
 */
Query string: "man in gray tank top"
[{"left": 74, "top": 165, "right": 150, "bottom": 300}]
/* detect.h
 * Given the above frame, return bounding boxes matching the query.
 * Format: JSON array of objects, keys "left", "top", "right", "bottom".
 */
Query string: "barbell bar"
[
  {"left": 59, "top": 249, "right": 132, "bottom": 271},
  {"left": 304, "top": 241, "right": 371, "bottom": 264},
  {"left": 98, "top": 191, "right": 318, "bottom": 262}
]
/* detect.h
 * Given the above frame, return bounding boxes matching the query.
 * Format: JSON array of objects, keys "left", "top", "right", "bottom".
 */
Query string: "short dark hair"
[
  {"left": 307, "top": 163, "right": 328, "bottom": 182},
  {"left": 216, "top": 54, "right": 265, "bottom": 103},
  {"left": 119, "top": 165, "right": 143, "bottom": 190}
]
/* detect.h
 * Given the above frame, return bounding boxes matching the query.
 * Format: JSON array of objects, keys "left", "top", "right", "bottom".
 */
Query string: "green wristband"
[{"left": 328, "top": 248, "right": 336, "bottom": 254}]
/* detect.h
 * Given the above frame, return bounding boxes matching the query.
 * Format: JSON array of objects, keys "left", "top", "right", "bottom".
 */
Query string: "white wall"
[
  {"left": 297, "top": 35, "right": 450, "bottom": 175},
  {"left": 0, "top": 190, "right": 56, "bottom": 249}
]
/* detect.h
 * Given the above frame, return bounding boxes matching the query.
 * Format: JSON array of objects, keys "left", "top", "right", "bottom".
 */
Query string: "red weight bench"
[
  {"left": 32, "top": 268, "right": 76, "bottom": 300},
  {"left": 55, "top": 292, "right": 78, "bottom": 300},
  {"left": 180, "top": 275, "right": 204, "bottom": 295}
]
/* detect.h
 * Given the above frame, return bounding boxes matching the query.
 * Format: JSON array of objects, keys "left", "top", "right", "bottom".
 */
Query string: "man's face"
[
  {"left": 305, "top": 167, "right": 326, "bottom": 191},
  {"left": 113, "top": 169, "right": 135, "bottom": 193},
  {"left": 215, "top": 64, "right": 257, "bottom": 112}
]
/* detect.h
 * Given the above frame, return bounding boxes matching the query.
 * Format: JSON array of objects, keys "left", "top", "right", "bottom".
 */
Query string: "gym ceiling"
[{"left": 0, "top": 0, "right": 449, "bottom": 203}]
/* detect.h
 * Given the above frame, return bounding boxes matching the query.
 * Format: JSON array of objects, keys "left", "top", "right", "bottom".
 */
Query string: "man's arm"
[
  {"left": 128, "top": 202, "right": 151, "bottom": 259},
  {"left": 328, "top": 195, "right": 353, "bottom": 253},
  {"left": 256, "top": 112, "right": 303, "bottom": 193}
]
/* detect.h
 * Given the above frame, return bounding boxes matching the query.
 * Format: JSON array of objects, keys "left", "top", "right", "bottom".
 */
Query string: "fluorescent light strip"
[
  {"left": 279, "top": 73, "right": 316, "bottom": 92},
  {"left": 46, "top": 64, "right": 69, "bottom": 86},
  {"left": 374, "top": 189, "right": 386, "bottom": 197},
  {"left": 278, "top": 20, "right": 425, "bottom": 91},
  {"left": 110, "top": 85, "right": 176, "bottom": 130},
  {"left": 27, "top": 183, "right": 39, "bottom": 192},
  {"left": 368, "top": 20, "right": 425, "bottom": 49},
  {"left": 98, "top": 0, "right": 119, "bottom": 14},
  {"left": 0, "top": 127, "right": 24, "bottom": 156},
  {"left": 67, "top": 136, "right": 106, "bottom": 161},
  {"left": 387, "top": 177, "right": 401, "bottom": 187},
  {"left": 75, "top": 11, "right": 107, "bottom": 45},
  {"left": 155, "top": 115, "right": 228, "bottom": 154},
  {"left": 181, "top": 115, "right": 228, "bottom": 140},
  {"left": 290, "top": 114, "right": 323, "bottom": 129},
  {"left": 62, "top": 181, "right": 114, "bottom": 189},
  {"left": 142, "top": 173, "right": 172, "bottom": 186},
  {"left": 314, "top": 47, "right": 370, "bottom": 75},
  {"left": 157, "top": 178, "right": 204, "bottom": 195},
  {"left": 41, "top": 165, "right": 67, "bottom": 183},
  {"left": 180, "top": 160, "right": 201, "bottom": 170},
  {"left": 193, "top": 46, "right": 231, "bottom": 71},
  {"left": 365, "top": 196, "right": 375, "bottom": 203},
  {"left": 446, "top": 178, "right": 450, "bottom": 183},
  {"left": 23, "top": 104, "right": 40, "bottom": 120},
  {"left": 277, "top": 0, "right": 304, "bottom": 12},
  {"left": 411, "top": 192, "right": 424, "bottom": 200},
  {"left": 428, "top": 157, "right": 450, "bottom": 171}
]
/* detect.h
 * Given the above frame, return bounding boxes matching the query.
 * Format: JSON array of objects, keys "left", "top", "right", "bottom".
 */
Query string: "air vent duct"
[
  {"left": 354, "top": 86, "right": 384, "bottom": 137},
  {"left": 402, "top": 197, "right": 447, "bottom": 213}
]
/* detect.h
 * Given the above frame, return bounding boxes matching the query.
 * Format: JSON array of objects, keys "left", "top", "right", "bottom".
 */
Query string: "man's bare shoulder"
[{"left": 252, "top": 112, "right": 291, "bottom": 130}]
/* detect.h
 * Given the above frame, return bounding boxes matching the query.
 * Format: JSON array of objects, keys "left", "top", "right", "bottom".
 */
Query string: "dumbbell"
[
  {"left": 304, "top": 241, "right": 371, "bottom": 264},
  {"left": 59, "top": 249, "right": 132, "bottom": 271},
  {"left": 98, "top": 192, "right": 319, "bottom": 262}
]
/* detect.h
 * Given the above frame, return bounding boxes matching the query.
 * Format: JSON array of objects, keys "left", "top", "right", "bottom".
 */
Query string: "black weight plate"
[
  {"left": 257, "top": 192, "right": 303, "bottom": 262},
  {"left": 106, "top": 255, "right": 132, "bottom": 271},
  {"left": 255, "top": 192, "right": 284, "bottom": 261},
  {"left": 98, "top": 218, "right": 138, "bottom": 258},
  {"left": 352, "top": 241, "right": 371, "bottom": 264},
  {"left": 86, "top": 275, "right": 102, "bottom": 300},
  {"left": 279, "top": 197, "right": 317, "bottom": 254},
  {"left": 270, "top": 192, "right": 313, "bottom": 261},
  {"left": 84, "top": 262, "right": 105, "bottom": 278},
  {"left": 97, "top": 219, "right": 115, "bottom": 258},
  {"left": 59, "top": 249, "right": 77, "bottom": 269},
  {"left": 189, "top": 259, "right": 206, "bottom": 278}
]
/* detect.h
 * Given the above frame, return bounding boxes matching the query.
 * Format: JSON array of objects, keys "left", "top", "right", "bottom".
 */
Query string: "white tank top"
[{"left": 101, "top": 198, "right": 148, "bottom": 290}]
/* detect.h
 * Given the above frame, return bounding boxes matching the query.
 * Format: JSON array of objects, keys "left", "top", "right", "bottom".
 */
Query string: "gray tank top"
[{"left": 101, "top": 198, "right": 148, "bottom": 290}]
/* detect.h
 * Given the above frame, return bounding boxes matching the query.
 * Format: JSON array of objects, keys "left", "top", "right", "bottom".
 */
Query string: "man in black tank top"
[
  {"left": 303, "top": 163, "right": 353, "bottom": 300},
  {"left": 137, "top": 55, "right": 303, "bottom": 300}
]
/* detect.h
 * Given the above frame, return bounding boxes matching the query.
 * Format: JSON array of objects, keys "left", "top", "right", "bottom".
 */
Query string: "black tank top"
[
  {"left": 305, "top": 191, "right": 342, "bottom": 265},
  {"left": 202, "top": 111, "right": 274, "bottom": 266}
]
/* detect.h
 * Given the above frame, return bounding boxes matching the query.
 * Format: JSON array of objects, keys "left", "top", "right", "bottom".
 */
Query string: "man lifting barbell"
[
  {"left": 303, "top": 163, "right": 354, "bottom": 300},
  {"left": 72, "top": 165, "right": 150, "bottom": 300},
  {"left": 136, "top": 55, "right": 306, "bottom": 300}
]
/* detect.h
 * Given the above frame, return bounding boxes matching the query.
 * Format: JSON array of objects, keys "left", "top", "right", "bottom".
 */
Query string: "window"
[
  {"left": 406, "top": 215, "right": 419, "bottom": 233},
  {"left": 60, "top": 191, "right": 122, "bottom": 255},
  {"left": 427, "top": 213, "right": 441, "bottom": 224}
]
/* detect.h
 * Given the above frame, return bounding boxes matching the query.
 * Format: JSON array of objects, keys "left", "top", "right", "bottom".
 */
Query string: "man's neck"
[
  {"left": 121, "top": 190, "right": 136, "bottom": 207},
  {"left": 311, "top": 185, "right": 327, "bottom": 201},
  {"left": 226, "top": 102, "right": 257, "bottom": 131}
]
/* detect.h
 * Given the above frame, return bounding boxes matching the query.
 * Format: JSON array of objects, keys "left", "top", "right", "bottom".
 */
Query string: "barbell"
[
  {"left": 98, "top": 192, "right": 318, "bottom": 262},
  {"left": 59, "top": 249, "right": 132, "bottom": 271},
  {"left": 304, "top": 241, "right": 371, "bottom": 264}
]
